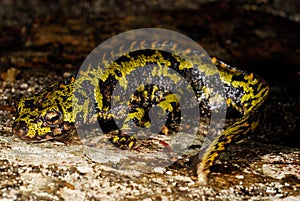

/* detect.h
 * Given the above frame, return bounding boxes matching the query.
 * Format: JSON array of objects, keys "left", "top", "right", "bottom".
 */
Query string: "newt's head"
[{"left": 13, "top": 77, "right": 76, "bottom": 142}]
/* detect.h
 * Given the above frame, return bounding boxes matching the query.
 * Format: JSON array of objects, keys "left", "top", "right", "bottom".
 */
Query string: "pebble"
[
  {"left": 153, "top": 167, "right": 165, "bottom": 173},
  {"left": 63, "top": 72, "right": 72, "bottom": 79},
  {"left": 19, "top": 83, "right": 28, "bottom": 89},
  {"left": 77, "top": 166, "right": 93, "bottom": 174},
  {"left": 235, "top": 174, "right": 244, "bottom": 179}
]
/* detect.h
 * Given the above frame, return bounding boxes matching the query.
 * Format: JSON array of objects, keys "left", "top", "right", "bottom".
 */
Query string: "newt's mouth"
[
  {"left": 12, "top": 122, "right": 44, "bottom": 142},
  {"left": 12, "top": 121, "right": 75, "bottom": 143}
]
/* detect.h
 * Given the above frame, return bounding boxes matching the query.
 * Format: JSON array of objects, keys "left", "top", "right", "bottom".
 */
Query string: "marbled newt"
[{"left": 13, "top": 45, "right": 269, "bottom": 183}]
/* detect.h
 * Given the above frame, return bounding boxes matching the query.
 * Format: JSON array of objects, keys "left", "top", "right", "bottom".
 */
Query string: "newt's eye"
[{"left": 44, "top": 110, "right": 62, "bottom": 127}]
